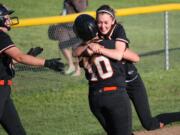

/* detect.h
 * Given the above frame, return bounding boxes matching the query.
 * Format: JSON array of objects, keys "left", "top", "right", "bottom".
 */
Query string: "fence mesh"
[{"left": 3, "top": 2, "right": 179, "bottom": 134}]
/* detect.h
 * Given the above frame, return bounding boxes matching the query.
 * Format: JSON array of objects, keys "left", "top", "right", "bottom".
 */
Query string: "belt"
[
  {"left": 0, "top": 80, "right": 12, "bottom": 86},
  {"left": 90, "top": 86, "right": 119, "bottom": 95},
  {"left": 103, "top": 86, "right": 118, "bottom": 92}
]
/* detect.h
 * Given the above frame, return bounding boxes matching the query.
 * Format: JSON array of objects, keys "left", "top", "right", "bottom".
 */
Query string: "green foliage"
[{"left": 0, "top": 0, "right": 180, "bottom": 135}]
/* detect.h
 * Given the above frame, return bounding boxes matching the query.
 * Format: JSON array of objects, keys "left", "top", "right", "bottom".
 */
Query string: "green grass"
[{"left": 1, "top": 0, "right": 180, "bottom": 135}]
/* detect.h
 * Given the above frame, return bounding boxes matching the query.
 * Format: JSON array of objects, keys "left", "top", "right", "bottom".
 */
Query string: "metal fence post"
[{"left": 164, "top": 11, "right": 169, "bottom": 70}]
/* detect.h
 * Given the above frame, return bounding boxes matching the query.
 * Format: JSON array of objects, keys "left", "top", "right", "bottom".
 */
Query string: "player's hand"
[
  {"left": 88, "top": 43, "right": 103, "bottom": 54},
  {"left": 44, "top": 58, "right": 64, "bottom": 72},
  {"left": 27, "top": 47, "right": 43, "bottom": 56},
  {"left": 86, "top": 48, "right": 93, "bottom": 56}
]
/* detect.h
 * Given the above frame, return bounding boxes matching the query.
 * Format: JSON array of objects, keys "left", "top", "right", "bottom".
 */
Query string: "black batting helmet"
[
  {"left": 0, "top": 4, "right": 18, "bottom": 29},
  {"left": 73, "top": 14, "right": 98, "bottom": 41},
  {"left": 0, "top": 4, "right": 14, "bottom": 16}
]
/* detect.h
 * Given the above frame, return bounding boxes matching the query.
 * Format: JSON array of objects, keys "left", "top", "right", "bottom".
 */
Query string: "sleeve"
[
  {"left": 0, "top": 32, "right": 15, "bottom": 53},
  {"left": 71, "top": 0, "right": 88, "bottom": 12},
  {"left": 112, "top": 24, "right": 129, "bottom": 44},
  {"left": 99, "top": 40, "right": 116, "bottom": 49}
]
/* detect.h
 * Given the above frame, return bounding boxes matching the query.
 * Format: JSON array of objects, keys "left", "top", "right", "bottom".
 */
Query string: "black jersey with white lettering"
[
  {"left": 99, "top": 23, "right": 138, "bottom": 81},
  {"left": 0, "top": 31, "right": 15, "bottom": 80},
  {"left": 80, "top": 39, "right": 126, "bottom": 91}
]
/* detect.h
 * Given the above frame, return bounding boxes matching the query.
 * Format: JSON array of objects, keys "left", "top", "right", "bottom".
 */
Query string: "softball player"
[
  {"left": 73, "top": 14, "right": 133, "bottom": 135},
  {"left": 0, "top": 4, "right": 64, "bottom": 135},
  {"left": 96, "top": 4, "right": 180, "bottom": 130}
]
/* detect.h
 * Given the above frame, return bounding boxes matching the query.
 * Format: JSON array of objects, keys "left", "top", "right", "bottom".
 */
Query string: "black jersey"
[
  {"left": 99, "top": 23, "right": 129, "bottom": 44},
  {"left": 99, "top": 23, "right": 138, "bottom": 81},
  {"left": 0, "top": 31, "right": 15, "bottom": 80},
  {"left": 80, "top": 39, "right": 126, "bottom": 91}
]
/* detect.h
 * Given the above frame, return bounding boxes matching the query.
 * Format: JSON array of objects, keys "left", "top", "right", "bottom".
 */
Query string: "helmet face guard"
[
  {"left": 10, "top": 16, "right": 19, "bottom": 25},
  {"left": 0, "top": 4, "right": 19, "bottom": 29}
]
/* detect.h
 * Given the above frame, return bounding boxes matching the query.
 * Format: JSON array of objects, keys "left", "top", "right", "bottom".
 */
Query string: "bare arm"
[
  {"left": 115, "top": 40, "right": 140, "bottom": 62},
  {"left": 73, "top": 44, "right": 88, "bottom": 57},
  {"left": 74, "top": 40, "right": 140, "bottom": 62},
  {"left": 99, "top": 43, "right": 125, "bottom": 61},
  {"left": 123, "top": 48, "right": 140, "bottom": 63},
  {"left": 73, "top": 42, "right": 96, "bottom": 57},
  {"left": 89, "top": 41, "right": 126, "bottom": 61},
  {"left": 4, "top": 45, "right": 45, "bottom": 66}
]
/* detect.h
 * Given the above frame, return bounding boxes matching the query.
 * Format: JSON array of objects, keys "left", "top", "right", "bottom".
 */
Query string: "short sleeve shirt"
[
  {"left": 99, "top": 23, "right": 129, "bottom": 46},
  {"left": 0, "top": 31, "right": 15, "bottom": 80},
  {"left": 111, "top": 23, "right": 129, "bottom": 44}
]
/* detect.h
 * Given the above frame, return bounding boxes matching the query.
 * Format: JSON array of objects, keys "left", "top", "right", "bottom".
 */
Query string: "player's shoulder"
[
  {"left": 0, "top": 31, "right": 13, "bottom": 43},
  {"left": 110, "top": 23, "right": 125, "bottom": 36},
  {"left": 0, "top": 31, "right": 15, "bottom": 52},
  {"left": 0, "top": 30, "right": 10, "bottom": 38},
  {"left": 114, "top": 23, "right": 125, "bottom": 31},
  {"left": 100, "top": 40, "right": 115, "bottom": 49},
  {"left": 100, "top": 39, "right": 115, "bottom": 44}
]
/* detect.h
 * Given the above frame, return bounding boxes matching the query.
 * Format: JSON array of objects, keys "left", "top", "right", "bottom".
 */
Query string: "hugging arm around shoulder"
[{"left": 123, "top": 48, "right": 140, "bottom": 63}]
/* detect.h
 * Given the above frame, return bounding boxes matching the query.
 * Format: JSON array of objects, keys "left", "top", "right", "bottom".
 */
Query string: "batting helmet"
[
  {"left": 73, "top": 14, "right": 98, "bottom": 41},
  {"left": 0, "top": 4, "right": 18, "bottom": 29},
  {"left": 0, "top": 4, "right": 14, "bottom": 16}
]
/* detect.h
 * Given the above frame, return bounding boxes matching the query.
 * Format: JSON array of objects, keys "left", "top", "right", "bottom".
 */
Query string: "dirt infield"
[{"left": 135, "top": 125, "right": 180, "bottom": 135}]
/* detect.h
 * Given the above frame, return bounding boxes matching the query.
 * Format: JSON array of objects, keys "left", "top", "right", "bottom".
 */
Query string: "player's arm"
[
  {"left": 89, "top": 40, "right": 126, "bottom": 61},
  {"left": 4, "top": 45, "right": 64, "bottom": 72},
  {"left": 12, "top": 47, "right": 43, "bottom": 64},
  {"left": 73, "top": 44, "right": 88, "bottom": 57},
  {"left": 91, "top": 24, "right": 127, "bottom": 61},
  {"left": 113, "top": 25, "right": 140, "bottom": 63},
  {"left": 102, "top": 41, "right": 126, "bottom": 61},
  {"left": 5, "top": 45, "right": 45, "bottom": 66},
  {"left": 115, "top": 40, "right": 140, "bottom": 63},
  {"left": 73, "top": 43, "right": 94, "bottom": 57},
  {"left": 123, "top": 48, "right": 140, "bottom": 63}
]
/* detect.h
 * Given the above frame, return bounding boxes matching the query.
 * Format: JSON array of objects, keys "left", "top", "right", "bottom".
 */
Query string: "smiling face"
[{"left": 96, "top": 13, "right": 115, "bottom": 35}]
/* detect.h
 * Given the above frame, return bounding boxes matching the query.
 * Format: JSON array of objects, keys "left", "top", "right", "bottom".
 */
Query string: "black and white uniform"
[
  {"left": 79, "top": 39, "right": 132, "bottom": 135},
  {"left": 99, "top": 23, "right": 180, "bottom": 130},
  {"left": 0, "top": 31, "right": 26, "bottom": 135}
]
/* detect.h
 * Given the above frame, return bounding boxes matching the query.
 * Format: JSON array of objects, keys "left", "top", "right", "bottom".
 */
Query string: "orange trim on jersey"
[{"left": 103, "top": 86, "right": 118, "bottom": 91}]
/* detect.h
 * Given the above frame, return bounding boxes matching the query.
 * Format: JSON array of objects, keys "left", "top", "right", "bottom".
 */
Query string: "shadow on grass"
[{"left": 139, "top": 47, "right": 180, "bottom": 57}]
